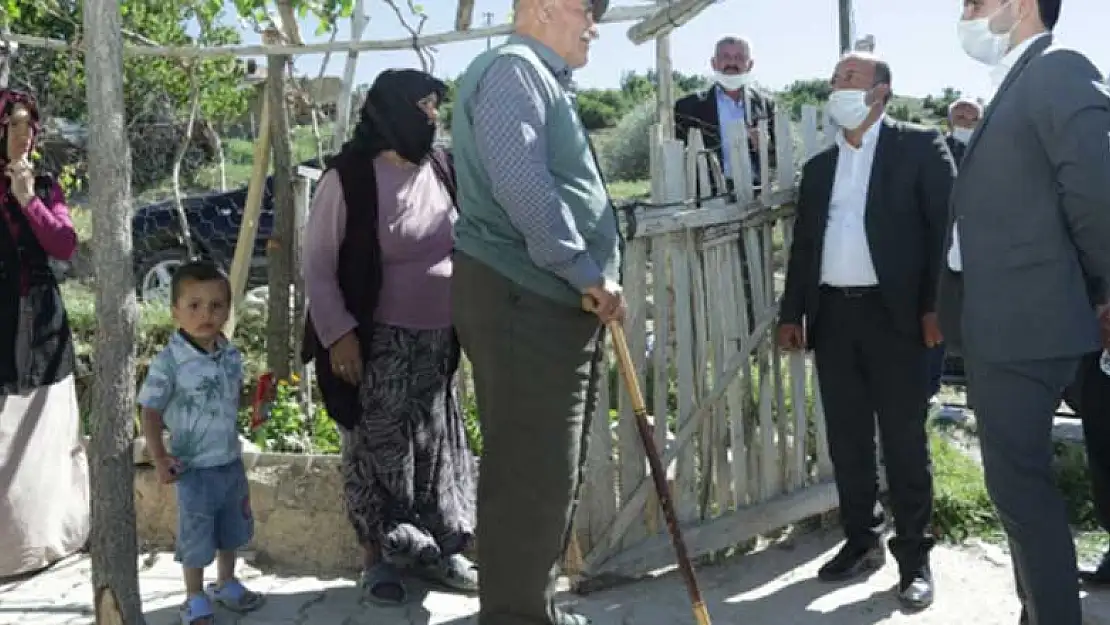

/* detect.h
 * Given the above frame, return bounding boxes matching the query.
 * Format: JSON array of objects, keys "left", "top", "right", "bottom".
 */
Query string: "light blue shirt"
[
  {"left": 715, "top": 85, "right": 749, "bottom": 180},
  {"left": 137, "top": 331, "right": 244, "bottom": 469}
]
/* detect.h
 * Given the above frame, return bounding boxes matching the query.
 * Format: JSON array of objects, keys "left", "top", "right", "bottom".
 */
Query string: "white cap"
[{"left": 948, "top": 97, "right": 983, "bottom": 117}]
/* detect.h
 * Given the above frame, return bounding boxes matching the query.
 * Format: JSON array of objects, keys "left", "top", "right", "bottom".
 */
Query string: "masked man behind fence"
[{"left": 450, "top": 0, "right": 622, "bottom": 623}]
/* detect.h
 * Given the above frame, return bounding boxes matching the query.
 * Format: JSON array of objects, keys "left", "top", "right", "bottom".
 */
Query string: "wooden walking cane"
[{"left": 583, "top": 295, "right": 712, "bottom": 625}]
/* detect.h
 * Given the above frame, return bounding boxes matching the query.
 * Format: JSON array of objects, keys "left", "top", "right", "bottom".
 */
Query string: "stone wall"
[{"left": 134, "top": 451, "right": 362, "bottom": 574}]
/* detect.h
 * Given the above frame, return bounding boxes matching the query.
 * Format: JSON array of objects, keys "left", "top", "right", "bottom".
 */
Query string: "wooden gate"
[{"left": 566, "top": 104, "right": 843, "bottom": 586}]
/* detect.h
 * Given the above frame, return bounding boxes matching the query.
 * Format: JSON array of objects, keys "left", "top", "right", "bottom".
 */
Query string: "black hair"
[
  {"left": 873, "top": 59, "right": 893, "bottom": 104},
  {"left": 0, "top": 89, "right": 41, "bottom": 167},
  {"left": 170, "top": 260, "right": 231, "bottom": 305},
  {"left": 1039, "top": 0, "right": 1061, "bottom": 30}
]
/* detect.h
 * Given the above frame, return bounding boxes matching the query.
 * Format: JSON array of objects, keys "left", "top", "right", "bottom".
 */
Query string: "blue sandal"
[
  {"left": 206, "top": 578, "right": 265, "bottom": 613},
  {"left": 415, "top": 554, "right": 479, "bottom": 593},
  {"left": 361, "top": 561, "right": 408, "bottom": 606},
  {"left": 382, "top": 523, "right": 441, "bottom": 566},
  {"left": 178, "top": 593, "right": 214, "bottom": 625}
]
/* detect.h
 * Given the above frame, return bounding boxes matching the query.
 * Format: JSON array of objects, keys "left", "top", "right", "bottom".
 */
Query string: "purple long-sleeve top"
[
  {"left": 0, "top": 178, "right": 77, "bottom": 295},
  {"left": 303, "top": 155, "right": 456, "bottom": 348}
]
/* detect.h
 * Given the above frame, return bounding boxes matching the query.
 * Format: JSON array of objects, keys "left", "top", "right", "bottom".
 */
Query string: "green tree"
[
  {"left": 576, "top": 88, "right": 629, "bottom": 130},
  {"left": 620, "top": 70, "right": 654, "bottom": 102},
  {"left": 888, "top": 102, "right": 923, "bottom": 124},
  {"left": 619, "top": 69, "right": 711, "bottom": 101},
  {"left": 922, "top": 86, "right": 963, "bottom": 125},
  {"left": 780, "top": 78, "right": 833, "bottom": 120},
  {"left": 438, "top": 77, "right": 456, "bottom": 130},
  {"left": 2, "top": 0, "right": 252, "bottom": 192}
]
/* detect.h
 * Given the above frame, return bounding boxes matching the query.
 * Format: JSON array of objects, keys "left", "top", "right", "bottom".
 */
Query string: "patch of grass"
[
  {"left": 931, "top": 429, "right": 1002, "bottom": 542},
  {"left": 70, "top": 205, "right": 92, "bottom": 243},
  {"left": 929, "top": 422, "right": 1100, "bottom": 547},
  {"left": 1056, "top": 441, "right": 1100, "bottom": 529},
  {"left": 608, "top": 179, "right": 651, "bottom": 201}
]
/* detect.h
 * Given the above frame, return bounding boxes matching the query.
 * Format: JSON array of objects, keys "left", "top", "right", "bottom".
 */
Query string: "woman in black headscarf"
[
  {"left": 301, "top": 69, "right": 477, "bottom": 604},
  {"left": 0, "top": 89, "right": 89, "bottom": 577}
]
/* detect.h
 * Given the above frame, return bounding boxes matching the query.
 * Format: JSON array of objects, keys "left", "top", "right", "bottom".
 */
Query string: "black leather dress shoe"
[
  {"left": 817, "top": 542, "right": 886, "bottom": 582},
  {"left": 1080, "top": 551, "right": 1110, "bottom": 586},
  {"left": 897, "top": 565, "right": 934, "bottom": 610}
]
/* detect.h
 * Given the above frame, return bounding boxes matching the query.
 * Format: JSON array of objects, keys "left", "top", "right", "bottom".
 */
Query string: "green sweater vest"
[{"left": 450, "top": 42, "right": 620, "bottom": 308}]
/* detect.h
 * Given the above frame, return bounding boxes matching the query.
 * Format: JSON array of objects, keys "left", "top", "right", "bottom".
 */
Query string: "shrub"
[
  {"left": 241, "top": 374, "right": 341, "bottom": 454},
  {"left": 599, "top": 100, "right": 656, "bottom": 183},
  {"left": 577, "top": 89, "right": 631, "bottom": 130}
]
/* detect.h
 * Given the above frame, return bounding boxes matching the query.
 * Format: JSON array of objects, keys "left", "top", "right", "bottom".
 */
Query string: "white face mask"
[
  {"left": 715, "top": 72, "right": 751, "bottom": 91},
  {"left": 957, "top": 0, "right": 1019, "bottom": 66},
  {"left": 826, "top": 89, "right": 873, "bottom": 130},
  {"left": 951, "top": 126, "right": 974, "bottom": 144}
]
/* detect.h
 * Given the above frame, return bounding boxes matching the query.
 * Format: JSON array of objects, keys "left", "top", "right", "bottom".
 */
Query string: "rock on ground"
[{"left": 4, "top": 529, "right": 1110, "bottom": 624}]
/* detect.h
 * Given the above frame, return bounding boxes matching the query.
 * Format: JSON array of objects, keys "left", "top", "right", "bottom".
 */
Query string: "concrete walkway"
[{"left": 3, "top": 530, "right": 1109, "bottom": 625}]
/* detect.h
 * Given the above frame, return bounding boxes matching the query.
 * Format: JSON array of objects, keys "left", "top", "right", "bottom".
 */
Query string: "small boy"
[{"left": 137, "top": 261, "right": 264, "bottom": 625}]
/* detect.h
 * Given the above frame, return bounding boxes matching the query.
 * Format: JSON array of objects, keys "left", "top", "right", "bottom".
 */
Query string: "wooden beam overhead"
[{"left": 627, "top": 0, "right": 716, "bottom": 45}]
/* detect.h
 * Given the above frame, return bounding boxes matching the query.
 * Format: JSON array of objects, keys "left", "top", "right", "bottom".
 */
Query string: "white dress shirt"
[
  {"left": 948, "top": 32, "right": 1050, "bottom": 273},
  {"left": 820, "top": 116, "right": 884, "bottom": 287}
]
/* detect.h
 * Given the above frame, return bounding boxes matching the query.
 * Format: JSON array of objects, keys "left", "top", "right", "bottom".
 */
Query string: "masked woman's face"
[
  {"left": 6, "top": 104, "right": 33, "bottom": 164},
  {"left": 417, "top": 93, "right": 439, "bottom": 123}
]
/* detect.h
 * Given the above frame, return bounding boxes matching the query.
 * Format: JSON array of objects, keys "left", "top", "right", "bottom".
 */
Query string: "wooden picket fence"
[{"left": 562, "top": 104, "right": 842, "bottom": 585}]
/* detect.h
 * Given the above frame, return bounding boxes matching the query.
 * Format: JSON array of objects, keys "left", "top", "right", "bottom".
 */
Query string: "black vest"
[
  {"left": 301, "top": 150, "right": 458, "bottom": 430},
  {"left": 0, "top": 175, "right": 76, "bottom": 394}
]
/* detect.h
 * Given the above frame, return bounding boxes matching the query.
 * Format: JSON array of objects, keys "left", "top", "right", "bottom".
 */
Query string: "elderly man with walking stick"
[{"left": 449, "top": 1, "right": 623, "bottom": 623}]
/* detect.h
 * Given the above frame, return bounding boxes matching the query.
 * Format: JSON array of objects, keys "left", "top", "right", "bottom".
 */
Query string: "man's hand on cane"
[{"left": 584, "top": 279, "right": 626, "bottom": 324}]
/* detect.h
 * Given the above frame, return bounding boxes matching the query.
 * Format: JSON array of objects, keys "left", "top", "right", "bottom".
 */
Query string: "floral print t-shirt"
[{"left": 137, "top": 330, "right": 244, "bottom": 469}]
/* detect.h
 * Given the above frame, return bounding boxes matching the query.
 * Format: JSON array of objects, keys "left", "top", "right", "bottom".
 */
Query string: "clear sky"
[{"left": 242, "top": 0, "right": 1109, "bottom": 102}]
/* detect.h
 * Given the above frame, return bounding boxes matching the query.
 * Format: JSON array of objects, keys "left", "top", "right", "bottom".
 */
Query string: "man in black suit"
[
  {"left": 944, "top": 98, "right": 981, "bottom": 165},
  {"left": 929, "top": 97, "right": 981, "bottom": 399},
  {"left": 1074, "top": 319, "right": 1110, "bottom": 586},
  {"left": 778, "top": 52, "right": 955, "bottom": 610},
  {"left": 675, "top": 36, "right": 777, "bottom": 332},
  {"left": 674, "top": 35, "right": 777, "bottom": 194}
]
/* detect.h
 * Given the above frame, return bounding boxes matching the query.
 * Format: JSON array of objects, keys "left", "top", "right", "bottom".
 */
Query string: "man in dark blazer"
[
  {"left": 674, "top": 35, "right": 777, "bottom": 194},
  {"left": 939, "top": 1, "right": 1110, "bottom": 623},
  {"left": 778, "top": 52, "right": 954, "bottom": 610},
  {"left": 943, "top": 98, "right": 981, "bottom": 165},
  {"left": 675, "top": 36, "right": 777, "bottom": 332},
  {"left": 1072, "top": 303, "right": 1110, "bottom": 588},
  {"left": 929, "top": 97, "right": 981, "bottom": 398}
]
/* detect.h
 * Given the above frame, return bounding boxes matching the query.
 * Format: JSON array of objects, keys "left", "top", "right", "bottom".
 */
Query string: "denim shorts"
[{"left": 174, "top": 459, "right": 254, "bottom": 569}]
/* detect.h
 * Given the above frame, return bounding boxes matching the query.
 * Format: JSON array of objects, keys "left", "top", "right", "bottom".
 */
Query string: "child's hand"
[{"left": 154, "top": 456, "right": 182, "bottom": 484}]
